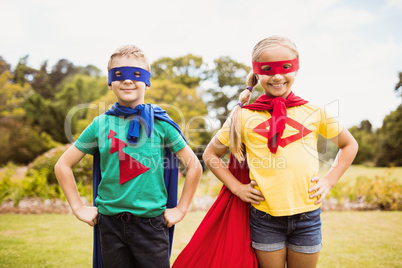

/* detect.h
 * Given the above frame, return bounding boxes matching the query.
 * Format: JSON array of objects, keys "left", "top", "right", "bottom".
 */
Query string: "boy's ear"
[
  {"left": 145, "top": 85, "right": 150, "bottom": 90},
  {"left": 108, "top": 84, "right": 112, "bottom": 90}
]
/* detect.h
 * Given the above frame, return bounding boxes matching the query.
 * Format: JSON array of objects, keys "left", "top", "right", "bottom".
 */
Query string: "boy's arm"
[
  {"left": 309, "top": 128, "right": 359, "bottom": 204},
  {"left": 163, "top": 145, "right": 202, "bottom": 228},
  {"left": 55, "top": 145, "right": 98, "bottom": 226}
]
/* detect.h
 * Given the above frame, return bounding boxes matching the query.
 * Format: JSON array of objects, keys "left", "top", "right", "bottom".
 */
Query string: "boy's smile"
[{"left": 108, "top": 56, "right": 150, "bottom": 108}]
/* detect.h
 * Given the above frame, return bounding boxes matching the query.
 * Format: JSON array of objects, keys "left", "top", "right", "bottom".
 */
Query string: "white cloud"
[
  {"left": 319, "top": 7, "right": 375, "bottom": 31},
  {"left": 385, "top": 0, "right": 402, "bottom": 10},
  {"left": 0, "top": 2, "right": 27, "bottom": 43}
]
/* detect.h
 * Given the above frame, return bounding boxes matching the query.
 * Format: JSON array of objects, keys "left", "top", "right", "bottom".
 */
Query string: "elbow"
[
  {"left": 196, "top": 160, "right": 203, "bottom": 178},
  {"left": 202, "top": 150, "right": 212, "bottom": 168},
  {"left": 353, "top": 139, "right": 359, "bottom": 157},
  {"left": 54, "top": 160, "right": 62, "bottom": 182}
]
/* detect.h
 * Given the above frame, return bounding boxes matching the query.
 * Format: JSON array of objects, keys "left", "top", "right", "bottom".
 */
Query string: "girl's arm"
[
  {"left": 163, "top": 145, "right": 202, "bottom": 228},
  {"left": 309, "top": 128, "right": 359, "bottom": 204},
  {"left": 55, "top": 145, "right": 98, "bottom": 226},
  {"left": 202, "top": 136, "right": 264, "bottom": 204}
]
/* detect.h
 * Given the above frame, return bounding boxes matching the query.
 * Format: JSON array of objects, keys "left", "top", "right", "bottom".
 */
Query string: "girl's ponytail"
[{"left": 228, "top": 71, "right": 258, "bottom": 162}]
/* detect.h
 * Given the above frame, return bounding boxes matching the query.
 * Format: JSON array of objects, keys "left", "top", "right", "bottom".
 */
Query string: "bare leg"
[
  {"left": 254, "top": 248, "right": 287, "bottom": 268},
  {"left": 287, "top": 249, "right": 320, "bottom": 268}
]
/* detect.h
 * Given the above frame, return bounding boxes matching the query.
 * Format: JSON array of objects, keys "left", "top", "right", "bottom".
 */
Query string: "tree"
[
  {"left": 0, "top": 118, "right": 59, "bottom": 164},
  {"left": 13, "top": 55, "right": 37, "bottom": 87},
  {"left": 395, "top": 72, "right": 402, "bottom": 97},
  {"left": 49, "top": 59, "right": 77, "bottom": 89},
  {"left": 57, "top": 74, "right": 108, "bottom": 110},
  {"left": 376, "top": 105, "right": 402, "bottom": 166},
  {"left": 0, "top": 56, "right": 11, "bottom": 74},
  {"left": 348, "top": 120, "right": 377, "bottom": 165},
  {"left": 151, "top": 54, "right": 208, "bottom": 89},
  {"left": 205, "top": 56, "right": 251, "bottom": 127},
  {"left": 31, "top": 61, "right": 53, "bottom": 99},
  {"left": 0, "top": 71, "right": 30, "bottom": 117}
]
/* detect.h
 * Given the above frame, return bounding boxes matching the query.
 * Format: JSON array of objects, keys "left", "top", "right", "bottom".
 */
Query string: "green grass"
[
  {"left": 1, "top": 212, "right": 401, "bottom": 267},
  {"left": 0, "top": 214, "right": 92, "bottom": 268},
  {"left": 318, "top": 165, "right": 402, "bottom": 184}
]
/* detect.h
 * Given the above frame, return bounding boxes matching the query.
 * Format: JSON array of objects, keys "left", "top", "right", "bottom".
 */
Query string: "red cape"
[{"left": 172, "top": 154, "right": 258, "bottom": 268}]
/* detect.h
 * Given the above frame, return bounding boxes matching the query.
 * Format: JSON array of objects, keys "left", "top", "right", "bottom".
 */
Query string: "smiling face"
[
  {"left": 256, "top": 46, "right": 298, "bottom": 99},
  {"left": 108, "top": 56, "right": 150, "bottom": 108}
]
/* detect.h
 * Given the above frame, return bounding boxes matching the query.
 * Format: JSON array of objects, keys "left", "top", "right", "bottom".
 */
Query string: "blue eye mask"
[{"left": 108, "top": 66, "right": 151, "bottom": 87}]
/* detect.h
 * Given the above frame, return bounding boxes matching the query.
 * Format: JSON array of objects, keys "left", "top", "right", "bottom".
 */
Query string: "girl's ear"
[{"left": 255, "top": 73, "right": 260, "bottom": 80}]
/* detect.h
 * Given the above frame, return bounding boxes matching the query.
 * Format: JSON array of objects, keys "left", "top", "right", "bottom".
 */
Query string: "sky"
[{"left": 1, "top": 0, "right": 402, "bottom": 129}]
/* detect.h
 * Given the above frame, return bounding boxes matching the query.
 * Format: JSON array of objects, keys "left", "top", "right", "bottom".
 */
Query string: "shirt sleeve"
[
  {"left": 318, "top": 107, "right": 343, "bottom": 139},
  {"left": 164, "top": 122, "right": 187, "bottom": 153},
  {"left": 215, "top": 119, "right": 230, "bottom": 147},
  {"left": 74, "top": 117, "right": 99, "bottom": 155}
]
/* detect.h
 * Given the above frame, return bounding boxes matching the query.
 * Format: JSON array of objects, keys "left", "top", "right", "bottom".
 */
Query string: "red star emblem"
[{"left": 252, "top": 117, "right": 312, "bottom": 148}]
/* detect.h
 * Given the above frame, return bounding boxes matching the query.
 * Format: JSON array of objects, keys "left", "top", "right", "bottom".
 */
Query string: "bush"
[
  {"left": 0, "top": 118, "right": 60, "bottom": 165},
  {"left": 27, "top": 144, "right": 94, "bottom": 185},
  {"left": 0, "top": 172, "right": 12, "bottom": 204},
  {"left": 328, "top": 171, "right": 402, "bottom": 211}
]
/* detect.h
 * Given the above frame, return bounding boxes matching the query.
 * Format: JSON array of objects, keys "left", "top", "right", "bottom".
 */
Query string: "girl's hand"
[
  {"left": 308, "top": 176, "right": 332, "bottom": 205},
  {"left": 73, "top": 205, "right": 99, "bottom": 227},
  {"left": 234, "top": 180, "right": 265, "bottom": 205},
  {"left": 164, "top": 207, "right": 186, "bottom": 228}
]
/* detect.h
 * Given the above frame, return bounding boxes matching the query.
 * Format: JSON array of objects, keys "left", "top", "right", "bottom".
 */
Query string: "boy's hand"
[
  {"left": 73, "top": 205, "right": 99, "bottom": 227},
  {"left": 163, "top": 207, "right": 185, "bottom": 228},
  {"left": 233, "top": 180, "right": 265, "bottom": 205},
  {"left": 309, "top": 176, "right": 332, "bottom": 205}
]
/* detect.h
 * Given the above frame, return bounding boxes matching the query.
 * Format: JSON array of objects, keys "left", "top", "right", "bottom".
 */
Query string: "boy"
[{"left": 55, "top": 45, "right": 202, "bottom": 268}]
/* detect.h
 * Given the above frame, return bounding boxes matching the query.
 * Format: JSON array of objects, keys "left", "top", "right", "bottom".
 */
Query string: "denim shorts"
[
  {"left": 250, "top": 206, "right": 322, "bottom": 254},
  {"left": 98, "top": 212, "right": 170, "bottom": 268}
]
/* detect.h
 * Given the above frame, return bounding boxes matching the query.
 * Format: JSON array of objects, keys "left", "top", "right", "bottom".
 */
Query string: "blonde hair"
[
  {"left": 228, "top": 36, "right": 299, "bottom": 161},
  {"left": 107, "top": 45, "right": 150, "bottom": 71}
]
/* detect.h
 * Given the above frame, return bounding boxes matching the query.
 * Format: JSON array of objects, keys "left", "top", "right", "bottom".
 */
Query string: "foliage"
[
  {"left": 395, "top": 71, "right": 402, "bottom": 97},
  {"left": 48, "top": 59, "right": 78, "bottom": 89},
  {"left": 57, "top": 74, "right": 108, "bottom": 110},
  {"left": 204, "top": 56, "right": 251, "bottom": 127},
  {"left": 376, "top": 104, "right": 402, "bottom": 166},
  {"left": 0, "top": 118, "right": 60, "bottom": 165},
  {"left": 145, "top": 79, "right": 211, "bottom": 153},
  {"left": 0, "top": 56, "right": 11, "bottom": 74},
  {"left": 327, "top": 170, "right": 402, "bottom": 211},
  {"left": 356, "top": 175, "right": 402, "bottom": 210},
  {"left": 0, "top": 71, "right": 31, "bottom": 117},
  {"left": 18, "top": 169, "right": 61, "bottom": 203},
  {"left": 0, "top": 166, "right": 13, "bottom": 203},
  {"left": 151, "top": 54, "right": 208, "bottom": 88},
  {"left": 31, "top": 61, "right": 53, "bottom": 99},
  {"left": 348, "top": 120, "right": 377, "bottom": 165},
  {"left": 27, "top": 144, "right": 93, "bottom": 185},
  {"left": 13, "top": 55, "right": 37, "bottom": 87}
]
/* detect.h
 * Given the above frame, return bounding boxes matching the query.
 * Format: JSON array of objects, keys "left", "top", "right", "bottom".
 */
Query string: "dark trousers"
[{"left": 98, "top": 212, "right": 170, "bottom": 268}]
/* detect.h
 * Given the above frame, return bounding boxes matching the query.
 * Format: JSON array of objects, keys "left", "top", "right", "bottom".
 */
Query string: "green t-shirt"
[{"left": 74, "top": 114, "right": 186, "bottom": 217}]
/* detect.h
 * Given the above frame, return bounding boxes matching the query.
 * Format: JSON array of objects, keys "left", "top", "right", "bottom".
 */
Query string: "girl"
[{"left": 202, "top": 36, "right": 358, "bottom": 268}]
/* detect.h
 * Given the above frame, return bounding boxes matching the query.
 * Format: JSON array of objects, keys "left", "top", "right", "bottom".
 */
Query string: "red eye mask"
[{"left": 252, "top": 58, "right": 299, "bottom": 75}]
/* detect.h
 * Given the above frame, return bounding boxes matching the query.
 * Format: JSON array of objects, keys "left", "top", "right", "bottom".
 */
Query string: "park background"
[{"left": 1, "top": 0, "right": 402, "bottom": 267}]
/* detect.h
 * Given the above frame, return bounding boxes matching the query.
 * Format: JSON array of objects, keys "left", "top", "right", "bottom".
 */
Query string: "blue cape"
[{"left": 92, "top": 103, "right": 184, "bottom": 267}]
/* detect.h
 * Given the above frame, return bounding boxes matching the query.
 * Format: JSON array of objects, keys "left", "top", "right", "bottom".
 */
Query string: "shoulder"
[
  {"left": 292, "top": 103, "right": 322, "bottom": 111},
  {"left": 241, "top": 108, "right": 270, "bottom": 116}
]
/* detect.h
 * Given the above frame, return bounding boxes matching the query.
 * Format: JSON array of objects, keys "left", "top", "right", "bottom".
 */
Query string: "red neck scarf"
[{"left": 243, "top": 91, "right": 308, "bottom": 154}]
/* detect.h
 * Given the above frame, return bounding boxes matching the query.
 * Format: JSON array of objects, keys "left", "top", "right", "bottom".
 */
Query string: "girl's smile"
[{"left": 256, "top": 46, "right": 298, "bottom": 99}]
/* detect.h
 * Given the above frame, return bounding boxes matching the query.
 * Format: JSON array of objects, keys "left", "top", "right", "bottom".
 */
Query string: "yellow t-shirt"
[{"left": 216, "top": 103, "right": 342, "bottom": 216}]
